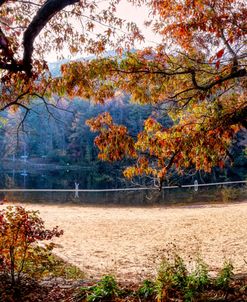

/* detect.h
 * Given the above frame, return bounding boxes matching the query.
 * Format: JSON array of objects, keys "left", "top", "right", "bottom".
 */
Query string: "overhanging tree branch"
[
  {"left": 23, "top": 0, "right": 80, "bottom": 75},
  {"left": 0, "top": 90, "right": 30, "bottom": 111}
]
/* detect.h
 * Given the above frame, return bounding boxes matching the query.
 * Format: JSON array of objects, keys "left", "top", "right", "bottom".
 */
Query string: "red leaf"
[
  {"left": 215, "top": 60, "right": 220, "bottom": 69},
  {"left": 216, "top": 49, "right": 224, "bottom": 59}
]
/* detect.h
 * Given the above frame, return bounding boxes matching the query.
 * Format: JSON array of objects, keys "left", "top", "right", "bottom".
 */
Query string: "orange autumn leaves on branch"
[
  {"left": 150, "top": 0, "right": 246, "bottom": 50},
  {"left": 86, "top": 112, "right": 137, "bottom": 161},
  {"left": 59, "top": 0, "right": 246, "bottom": 187},
  {"left": 87, "top": 108, "right": 240, "bottom": 188}
]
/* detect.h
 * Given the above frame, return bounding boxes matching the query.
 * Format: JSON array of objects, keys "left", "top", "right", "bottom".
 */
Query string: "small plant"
[
  {"left": 154, "top": 254, "right": 210, "bottom": 302},
  {"left": 0, "top": 206, "right": 63, "bottom": 286},
  {"left": 183, "top": 259, "right": 209, "bottom": 301},
  {"left": 138, "top": 279, "right": 155, "bottom": 300},
  {"left": 23, "top": 247, "right": 85, "bottom": 280},
  {"left": 61, "top": 262, "right": 85, "bottom": 280},
  {"left": 80, "top": 275, "right": 120, "bottom": 302},
  {"left": 155, "top": 253, "right": 188, "bottom": 301},
  {"left": 215, "top": 260, "right": 234, "bottom": 289}
]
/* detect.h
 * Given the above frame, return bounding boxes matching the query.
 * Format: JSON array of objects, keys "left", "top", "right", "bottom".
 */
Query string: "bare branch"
[
  {"left": 31, "top": 92, "right": 74, "bottom": 124},
  {"left": 17, "top": 106, "right": 30, "bottom": 132},
  {"left": 221, "top": 29, "right": 238, "bottom": 72},
  {"left": 110, "top": 68, "right": 192, "bottom": 77},
  {"left": 22, "top": 0, "right": 80, "bottom": 75},
  {"left": 0, "top": 90, "right": 30, "bottom": 111},
  {"left": 159, "top": 151, "right": 179, "bottom": 191}
]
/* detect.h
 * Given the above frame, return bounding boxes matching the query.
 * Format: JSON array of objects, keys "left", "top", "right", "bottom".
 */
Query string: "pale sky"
[
  {"left": 115, "top": 1, "right": 161, "bottom": 46},
  {"left": 46, "top": 1, "right": 161, "bottom": 62}
]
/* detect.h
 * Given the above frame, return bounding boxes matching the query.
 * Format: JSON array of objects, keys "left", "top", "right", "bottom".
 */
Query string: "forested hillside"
[
  {"left": 0, "top": 95, "right": 246, "bottom": 188},
  {"left": 0, "top": 96, "right": 154, "bottom": 161}
]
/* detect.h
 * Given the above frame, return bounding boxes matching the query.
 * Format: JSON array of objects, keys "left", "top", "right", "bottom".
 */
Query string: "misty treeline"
[
  {"left": 0, "top": 96, "right": 154, "bottom": 164},
  {"left": 0, "top": 96, "right": 246, "bottom": 184}
]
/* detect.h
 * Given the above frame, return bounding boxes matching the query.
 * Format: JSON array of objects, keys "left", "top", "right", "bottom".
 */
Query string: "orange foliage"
[
  {"left": 86, "top": 112, "right": 137, "bottom": 161},
  {"left": 68, "top": 0, "right": 246, "bottom": 186}
]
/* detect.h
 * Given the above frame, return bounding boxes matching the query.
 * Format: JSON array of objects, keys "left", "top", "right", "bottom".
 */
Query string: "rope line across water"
[{"left": 0, "top": 180, "right": 246, "bottom": 192}]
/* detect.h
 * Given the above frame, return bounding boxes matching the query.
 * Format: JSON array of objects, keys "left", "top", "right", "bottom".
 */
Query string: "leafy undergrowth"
[
  {"left": 75, "top": 260, "right": 247, "bottom": 302},
  {"left": 1, "top": 260, "right": 246, "bottom": 302},
  {"left": 0, "top": 252, "right": 85, "bottom": 302}
]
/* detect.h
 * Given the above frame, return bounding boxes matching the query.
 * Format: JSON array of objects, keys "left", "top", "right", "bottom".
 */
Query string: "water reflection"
[{"left": 0, "top": 167, "right": 123, "bottom": 190}]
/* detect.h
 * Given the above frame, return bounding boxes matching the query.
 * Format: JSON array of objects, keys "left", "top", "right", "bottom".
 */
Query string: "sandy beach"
[{"left": 4, "top": 202, "right": 247, "bottom": 282}]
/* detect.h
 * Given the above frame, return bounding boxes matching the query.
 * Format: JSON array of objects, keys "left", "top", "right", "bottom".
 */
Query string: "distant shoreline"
[{"left": 0, "top": 159, "right": 89, "bottom": 171}]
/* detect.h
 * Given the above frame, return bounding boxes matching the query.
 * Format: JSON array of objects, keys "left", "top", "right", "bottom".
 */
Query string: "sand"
[{"left": 4, "top": 202, "right": 247, "bottom": 282}]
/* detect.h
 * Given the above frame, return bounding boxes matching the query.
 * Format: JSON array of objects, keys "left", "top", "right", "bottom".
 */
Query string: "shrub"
[
  {"left": 215, "top": 260, "right": 234, "bottom": 289},
  {"left": 155, "top": 254, "right": 210, "bottom": 302},
  {"left": 221, "top": 186, "right": 240, "bottom": 202},
  {"left": 155, "top": 253, "right": 187, "bottom": 301},
  {"left": 0, "top": 205, "right": 63, "bottom": 286},
  {"left": 183, "top": 259, "right": 209, "bottom": 301},
  {"left": 79, "top": 275, "right": 120, "bottom": 302},
  {"left": 138, "top": 279, "right": 155, "bottom": 300}
]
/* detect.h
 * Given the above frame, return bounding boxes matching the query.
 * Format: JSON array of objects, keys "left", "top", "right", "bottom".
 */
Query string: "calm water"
[{"left": 0, "top": 167, "right": 121, "bottom": 189}]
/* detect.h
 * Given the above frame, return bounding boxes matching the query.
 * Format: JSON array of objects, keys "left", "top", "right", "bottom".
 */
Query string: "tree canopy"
[
  {"left": 0, "top": 0, "right": 142, "bottom": 110},
  {"left": 0, "top": 0, "right": 246, "bottom": 188}
]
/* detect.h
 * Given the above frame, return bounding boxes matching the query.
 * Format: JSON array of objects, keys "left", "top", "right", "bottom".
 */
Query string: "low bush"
[
  {"left": 0, "top": 206, "right": 63, "bottom": 286},
  {"left": 137, "top": 279, "right": 155, "bottom": 301},
  {"left": 221, "top": 186, "right": 241, "bottom": 202},
  {"left": 79, "top": 275, "right": 120, "bottom": 302},
  {"left": 75, "top": 260, "right": 246, "bottom": 302},
  {"left": 155, "top": 254, "right": 210, "bottom": 302}
]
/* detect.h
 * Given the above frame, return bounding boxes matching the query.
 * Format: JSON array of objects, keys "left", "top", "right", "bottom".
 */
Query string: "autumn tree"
[
  {"left": 56, "top": 0, "right": 246, "bottom": 188},
  {"left": 0, "top": 0, "right": 246, "bottom": 188}
]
